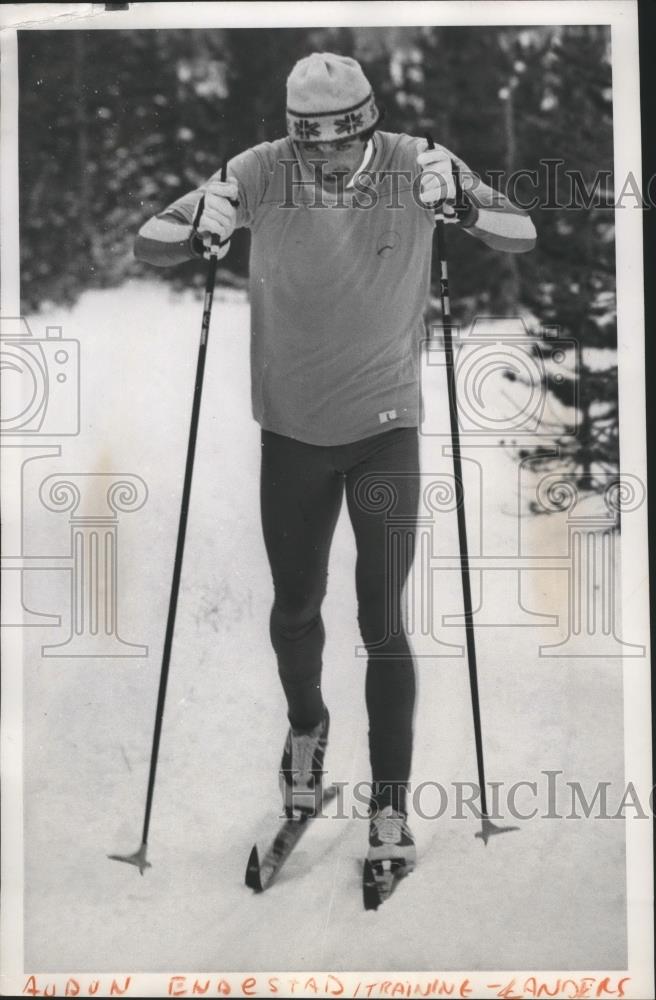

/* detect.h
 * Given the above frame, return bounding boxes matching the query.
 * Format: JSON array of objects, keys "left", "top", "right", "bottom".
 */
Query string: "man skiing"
[{"left": 135, "top": 52, "right": 536, "bottom": 892}]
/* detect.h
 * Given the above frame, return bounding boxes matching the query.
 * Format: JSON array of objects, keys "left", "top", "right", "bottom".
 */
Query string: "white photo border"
[{"left": 0, "top": 2, "right": 652, "bottom": 997}]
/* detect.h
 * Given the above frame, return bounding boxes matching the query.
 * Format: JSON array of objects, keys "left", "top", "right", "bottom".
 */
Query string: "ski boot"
[
  {"left": 363, "top": 804, "right": 416, "bottom": 908},
  {"left": 367, "top": 804, "right": 417, "bottom": 870},
  {"left": 279, "top": 707, "right": 330, "bottom": 818}
]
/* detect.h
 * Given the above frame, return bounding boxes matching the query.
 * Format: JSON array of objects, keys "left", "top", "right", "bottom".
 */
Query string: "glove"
[
  {"left": 417, "top": 142, "right": 471, "bottom": 224},
  {"left": 191, "top": 178, "right": 239, "bottom": 259}
]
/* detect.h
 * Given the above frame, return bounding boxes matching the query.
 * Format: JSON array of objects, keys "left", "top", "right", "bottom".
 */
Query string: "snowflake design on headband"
[
  {"left": 334, "top": 111, "right": 364, "bottom": 135},
  {"left": 294, "top": 119, "right": 321, "bottom": 139}
]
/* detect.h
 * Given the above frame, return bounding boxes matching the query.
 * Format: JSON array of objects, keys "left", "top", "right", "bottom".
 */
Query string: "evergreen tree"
[{"left": 507, "top": 26, "right": 617, "bottom": 496}]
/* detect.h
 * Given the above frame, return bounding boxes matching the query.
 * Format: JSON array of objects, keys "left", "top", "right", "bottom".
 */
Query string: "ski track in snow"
[{"left": 22, "top": 281, "right": 626, "bottom": 972}]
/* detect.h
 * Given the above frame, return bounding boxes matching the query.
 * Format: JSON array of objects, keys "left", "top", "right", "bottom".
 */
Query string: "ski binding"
[{"left": 362, "top": 856, "right": 413, "bottom": 910}]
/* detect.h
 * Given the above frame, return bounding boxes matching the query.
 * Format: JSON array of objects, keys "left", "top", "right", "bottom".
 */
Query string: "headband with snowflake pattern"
[{"left": 286, "top": 91, "right": 379, "bottom": 143}]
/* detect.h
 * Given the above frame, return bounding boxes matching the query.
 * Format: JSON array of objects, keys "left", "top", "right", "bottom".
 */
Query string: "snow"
[{"left": 21, "top": 281, "right": 626, "bottom": 973}]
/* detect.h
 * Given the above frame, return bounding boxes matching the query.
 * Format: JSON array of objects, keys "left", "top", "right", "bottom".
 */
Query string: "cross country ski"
[{"left": 245, "top": 784, "right": 339, "bottom": 893}]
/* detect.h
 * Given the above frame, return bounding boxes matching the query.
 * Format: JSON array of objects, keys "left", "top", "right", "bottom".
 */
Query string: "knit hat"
[{"left": 286, "top": 52, "right": 380, "bottom": 143}]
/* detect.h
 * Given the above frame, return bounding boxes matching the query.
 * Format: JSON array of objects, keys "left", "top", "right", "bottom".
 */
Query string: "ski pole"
[
  {"left": 109, "top": 162, "right": 230, "bottom": 874},
  {"left": 425, "top": 134, "right": 518, "bottom": 844}
]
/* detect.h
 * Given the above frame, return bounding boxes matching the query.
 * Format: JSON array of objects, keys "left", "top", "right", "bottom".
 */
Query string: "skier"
[{"left": 135, "top": 52, "right": 536, "bottom": 887}]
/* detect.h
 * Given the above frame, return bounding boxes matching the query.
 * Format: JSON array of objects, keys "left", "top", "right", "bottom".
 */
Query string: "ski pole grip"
[
  {"left": 215, "top": 159, "right": 239, "bottom": 245},
  {"left": 221, "top": 158, "right": 240, "bottom": 209},
  {"left": 424, "top": 132, "right": 458, "bottom": 216},
  {"left": 424, "top": 132, "right": 446, "bottom": 214},
  {"left": 192, "top": 158, "right": 238, "bottom": 250},
  {"left": 192, "top": 158, "right": 227, "bottom": 227},
  {"left": 192, "top": 194, "right": 205, "bottom": 231}
]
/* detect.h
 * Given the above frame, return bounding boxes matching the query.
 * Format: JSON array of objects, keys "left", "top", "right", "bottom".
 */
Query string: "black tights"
[{"left": 260, "top": 427, "right": 419, "bottom": 814}]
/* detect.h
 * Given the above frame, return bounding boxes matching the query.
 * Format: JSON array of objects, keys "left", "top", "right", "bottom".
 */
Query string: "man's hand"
[
  {"left": 192, "top": 178, "right": 239, "bottom": 257},
  {"left": 416, "top": 142, "right": 459, "bottom": 222}
]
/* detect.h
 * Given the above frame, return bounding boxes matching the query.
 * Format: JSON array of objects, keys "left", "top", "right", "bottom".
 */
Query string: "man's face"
[{"left": 295, "top": 137, "right": 366, "bottom": 188}]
